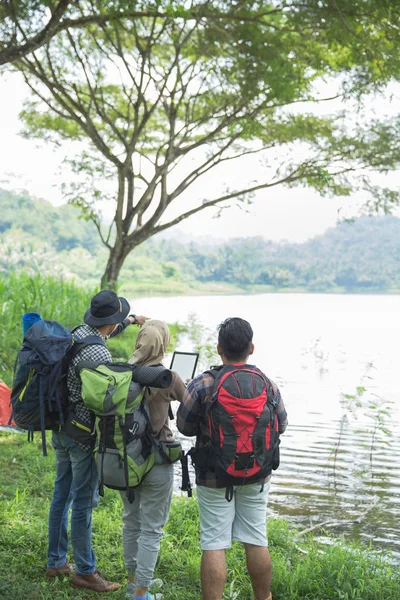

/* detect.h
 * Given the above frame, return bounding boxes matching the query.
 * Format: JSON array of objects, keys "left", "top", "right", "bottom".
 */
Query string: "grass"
[
  {"left": 0, "top": 273, "right": 183, "bottom": 387},
  {"left": 1, "top": 431, "right": 400, "bottom": 600},
  {"left": 0, "top": 273, "right": 96, "bottom": 387}
]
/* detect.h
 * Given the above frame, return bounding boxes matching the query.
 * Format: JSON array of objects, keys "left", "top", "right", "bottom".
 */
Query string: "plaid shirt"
[
  {"left": 177, "top": 365, "right": 288, "bottom": 488},
  {"left": 67, "top": 319, "right": 130, "bottom": 451}
]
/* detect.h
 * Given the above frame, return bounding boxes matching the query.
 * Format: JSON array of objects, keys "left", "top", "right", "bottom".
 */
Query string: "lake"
[{"left": 130, "top": 293, "right": 400, "bottom": 558}]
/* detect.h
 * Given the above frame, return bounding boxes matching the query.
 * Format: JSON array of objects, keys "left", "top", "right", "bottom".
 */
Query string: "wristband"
[{"left": 129, "top": 314, "right": 138, "bottom": 324}]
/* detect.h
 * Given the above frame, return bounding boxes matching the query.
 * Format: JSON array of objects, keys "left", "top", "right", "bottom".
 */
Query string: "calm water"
[{"left": 131, "top": 293, "right": 400, "bottom": 557}]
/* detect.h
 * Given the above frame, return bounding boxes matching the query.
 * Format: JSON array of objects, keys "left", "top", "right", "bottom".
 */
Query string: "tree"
[
  {"left": 0, "top": 0, "right": 291, "bottom": 67},
  {"left": 0, "top": 1, "right": 71, "bottom": 66},
  {"left": 15, "top": 0, "right": 400, "bottom": 288}
]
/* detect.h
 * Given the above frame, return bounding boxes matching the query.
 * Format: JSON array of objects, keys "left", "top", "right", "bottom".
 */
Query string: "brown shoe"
[
  {"left": 71, "top": 571, "right": 120, "bottom": 592},
  {"left": 46, "top": 562, "right": 74, "bottom": 578}
]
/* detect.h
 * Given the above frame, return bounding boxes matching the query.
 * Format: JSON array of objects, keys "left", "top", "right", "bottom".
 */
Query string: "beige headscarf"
[{"left": 129, "top": 320, "right": 170, "bottom": 367}]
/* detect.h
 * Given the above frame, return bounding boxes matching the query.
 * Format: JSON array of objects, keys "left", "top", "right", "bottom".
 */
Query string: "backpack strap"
[
  {"left": 204, "top": 365, "right": 223, "bottom": 379},
  {"left": 199, "top": 365, "right": 225, "bottom": 420},
  {"left": 120, "top": 414, "right": 135, "bottom": 504},
  {"left": 180, "top": 451, "right": 193, "bottom": 498},
  {"left": 225, "top": 485, "right": 234, "bottom": 502},
  {"left": 69, "top": 334, "right": 106, "bottom": 362}
]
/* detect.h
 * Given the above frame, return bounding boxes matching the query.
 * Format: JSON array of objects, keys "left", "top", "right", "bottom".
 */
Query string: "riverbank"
[
  {"left": 120, "top": 280, "right": 400, "bottom": 297},
  {"left": 1, "top": 431, "right": 399, "bottom": 600}
]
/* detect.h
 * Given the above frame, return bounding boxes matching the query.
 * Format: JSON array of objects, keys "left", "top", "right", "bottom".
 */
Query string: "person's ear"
[{"left": 249, "top": 343, "right": 255, "bottom": 356}]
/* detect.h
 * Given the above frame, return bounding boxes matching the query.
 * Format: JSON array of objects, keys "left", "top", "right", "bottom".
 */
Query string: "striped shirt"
[{"left": 177, "top": 366, "right": 288, "bottom": 487}]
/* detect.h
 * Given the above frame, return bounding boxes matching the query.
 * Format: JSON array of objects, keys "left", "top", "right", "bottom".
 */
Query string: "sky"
[{"left": 0, "top": 71, "right": 399, "bottom": 243}]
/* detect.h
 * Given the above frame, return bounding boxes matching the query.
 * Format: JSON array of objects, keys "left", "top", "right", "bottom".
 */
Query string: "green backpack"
[{"left": 78, "top": 362, "right": 184, "bottom": 502}]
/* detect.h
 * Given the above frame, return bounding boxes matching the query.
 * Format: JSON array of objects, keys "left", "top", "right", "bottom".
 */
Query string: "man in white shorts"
[{"left": 177, "top": 317, "right": 288, "bottom": 600}]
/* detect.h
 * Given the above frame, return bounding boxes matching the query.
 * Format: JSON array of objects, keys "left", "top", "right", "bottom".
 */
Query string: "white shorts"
[{"left": 196, "top": 481, "right": 271, "bottom": 551}]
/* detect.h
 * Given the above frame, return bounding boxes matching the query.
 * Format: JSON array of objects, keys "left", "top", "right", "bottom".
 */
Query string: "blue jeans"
[{"left": 47, "top": 431, "right": 99, "bottom": 575}]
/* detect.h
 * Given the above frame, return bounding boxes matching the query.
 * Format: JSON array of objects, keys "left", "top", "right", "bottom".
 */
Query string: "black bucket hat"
[{"left": 84, "top": 290, "right": 130, "bottom": 326}]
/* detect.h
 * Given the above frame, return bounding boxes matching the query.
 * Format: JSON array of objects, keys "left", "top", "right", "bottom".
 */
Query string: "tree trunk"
[{"left": 100, "top": 242, "right": 128, "bottom": 290}]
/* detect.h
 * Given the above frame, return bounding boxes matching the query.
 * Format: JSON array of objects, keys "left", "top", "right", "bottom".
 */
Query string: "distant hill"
[
  {"left": 1, "top": 188, "right": 400, "bottom": 293},
  {"left": 0, "top": 189, "right": 100, "bottom": 252}
]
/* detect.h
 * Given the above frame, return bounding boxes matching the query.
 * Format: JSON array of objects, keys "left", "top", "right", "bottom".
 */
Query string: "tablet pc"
[{"left": 169, "top": 351, "right": 199, "bottom": 381}]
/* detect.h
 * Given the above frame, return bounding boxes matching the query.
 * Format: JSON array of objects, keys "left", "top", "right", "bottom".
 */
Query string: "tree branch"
[
  {"left": 54, "top": 6, "right": 286, "bottom": 34},
  {"left": 1, "top": 2, "right": 289, "bottom": 67},
  {"left": 146, "top": 160, "right": 357, "bottom": 237},
  {"left": 0, "top": 0, "right": 71, "bottom": 66},
  {"left": 19, "top": 54, "right": 123, "bottom": 168},
  {"left": 90, "top": 213, "right": 113, "bottom": 250},
  {"left": 141, "top": 165, "right": 309, "bottom": 238},
  {"left": 66, "top": 30, "right": 128, "bottom": 148}
]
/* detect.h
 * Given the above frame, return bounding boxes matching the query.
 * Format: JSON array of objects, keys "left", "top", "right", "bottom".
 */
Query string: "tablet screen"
[{"left": 170, "top": 351, "right": 199, "bottom": 381}]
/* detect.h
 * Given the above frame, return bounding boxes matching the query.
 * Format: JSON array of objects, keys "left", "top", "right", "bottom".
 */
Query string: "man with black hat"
[{"left": 46, "top": 290, "right": 147, "bottom": 593}]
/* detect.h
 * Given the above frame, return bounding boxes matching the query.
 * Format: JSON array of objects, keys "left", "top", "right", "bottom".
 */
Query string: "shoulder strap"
[
  {"left": 69, "top": 334, "right": 106, "bottom": 362},
  {"left": 210, "top": 364, "right": 270, "bottom": 400},
  {"left": 205, "top": 364, "right": 243, "bottom": 393},
  {"left": 204, "top": 365, "right": 224, "bottom": 379}
]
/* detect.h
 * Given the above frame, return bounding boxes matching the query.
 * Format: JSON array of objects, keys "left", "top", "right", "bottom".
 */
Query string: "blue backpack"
[{"left": 10, "top": 320, "right": 105, "bottom": 455}]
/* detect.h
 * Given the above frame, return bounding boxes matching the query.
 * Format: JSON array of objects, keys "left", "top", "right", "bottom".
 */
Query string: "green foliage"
[
  {"left": 0, "top": 189, "right": 100, "bottom": 253},
  {"left": 0, "top": 272, "right": 96, "bottom": 386},
  {"left": 13, "top": 1, "right": 400, "bottom": 287},
  {"left": 2, "top": 188, "right": 400, "bottom": 295},
  {"left": 0, "top": 270, "right": 183, "bottom": 386},
  {"left": 0, "top": 273, "right": 114, "bottom": 386},
  {"left": 177, "top": 215, "right": 400, "bottom": 291},
  {"left": 1, "top": 431, "right": 400, "bottom": 599}
]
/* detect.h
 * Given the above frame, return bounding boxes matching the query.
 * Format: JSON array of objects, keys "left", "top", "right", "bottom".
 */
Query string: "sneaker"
[{"left": 132, "top": 594, "right": 163, "bottom": 600}]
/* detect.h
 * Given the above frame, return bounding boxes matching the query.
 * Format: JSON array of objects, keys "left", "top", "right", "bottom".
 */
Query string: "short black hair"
[{"left": 217, "top": 317, "right": 253, "bottom": 361}]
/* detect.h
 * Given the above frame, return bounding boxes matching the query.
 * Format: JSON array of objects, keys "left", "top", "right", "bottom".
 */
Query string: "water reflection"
[
  {"left": 269, "top": 384, "right": 400, "bottom": 558},
  {"left": 171, "top": 386, "right": 400, "bottom": 559},
  {"left": 131, "top": 293, "right": 400, "bottom": 559}
]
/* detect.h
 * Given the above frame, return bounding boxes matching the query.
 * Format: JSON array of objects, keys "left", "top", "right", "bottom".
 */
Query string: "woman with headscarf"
[{"left": 122, "top": 320, "right": 186, "bottom": 600}]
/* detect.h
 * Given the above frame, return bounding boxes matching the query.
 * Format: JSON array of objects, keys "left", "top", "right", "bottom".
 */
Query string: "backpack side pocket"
[{"left": 157, "top": 440, "right": 183, "bottom": 464}]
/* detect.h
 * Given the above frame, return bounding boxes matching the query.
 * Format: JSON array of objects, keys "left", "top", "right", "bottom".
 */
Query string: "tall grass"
[
  {"left": 0, "top": 272, "right": 183, "bottom": 386},
  {"left": 0, "top": 273, "right": 96, "bottom": 386},
  {"left": 1, "top": 431, "right": 399, "bottom": 600}
]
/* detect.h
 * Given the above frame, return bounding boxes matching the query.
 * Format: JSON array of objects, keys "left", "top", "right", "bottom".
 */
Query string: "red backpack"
[{"left": 200, "top": 364, "right": 280, "bottom": 500}]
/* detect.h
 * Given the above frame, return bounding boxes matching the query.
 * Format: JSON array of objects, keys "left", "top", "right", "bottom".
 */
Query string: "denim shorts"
[{"left": 196, "top": 481, "right": 271, "bottom": 550}]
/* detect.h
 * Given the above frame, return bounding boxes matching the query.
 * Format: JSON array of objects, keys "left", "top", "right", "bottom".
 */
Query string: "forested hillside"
[{"left": 1, "top": 189, "right": 399, "bottom": 294}]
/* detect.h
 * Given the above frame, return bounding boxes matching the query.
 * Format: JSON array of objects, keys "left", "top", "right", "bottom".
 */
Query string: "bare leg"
[
  {"left": 201, "top": 549, "right": 227, "bottom": 600},
  {"left": 135, "top": 584, "right": 148, "bottom": 597},
  {"left": 244, "top": 543, "right": 272, "bottom": 600}
]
